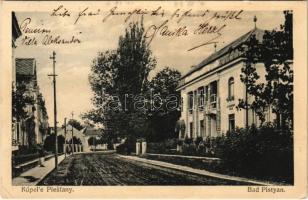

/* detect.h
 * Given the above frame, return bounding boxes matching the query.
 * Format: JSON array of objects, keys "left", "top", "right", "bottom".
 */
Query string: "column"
[
  {"left": 185, "top": 93, "right": 189, "bottom": 138},
  {"left": 195, "top": 90, "right": 199, "bottom": 138},
  {"left": 136, "top": 142, "right": 141, "bottom": 155},
  {"left": 207, "top": 116, "right": 211, "bottom": 137},
  {"left": 141, "top": 141, "right": 147, "bottom": 155}
]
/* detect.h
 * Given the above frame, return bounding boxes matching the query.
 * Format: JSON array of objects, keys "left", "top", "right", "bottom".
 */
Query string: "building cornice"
[{"left": 176, "top": 57, "right": 245, "bottom": 91}]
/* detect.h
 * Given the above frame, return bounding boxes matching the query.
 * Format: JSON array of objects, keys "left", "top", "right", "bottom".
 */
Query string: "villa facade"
[
  {"left": 14, "top": 58, "right": 49, "bottom": 148},
  {"left": 177, "top": 28, "right": 275, "bottom": 140}
]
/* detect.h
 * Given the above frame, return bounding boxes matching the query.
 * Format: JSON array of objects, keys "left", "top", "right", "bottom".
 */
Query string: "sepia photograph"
[{"left": 1, "top": 1, "right": 307, "bottom": 198}]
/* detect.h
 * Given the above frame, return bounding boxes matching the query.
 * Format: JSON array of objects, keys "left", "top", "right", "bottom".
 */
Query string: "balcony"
[
  {"left": 205, "top": 94, "right": 218, "bottom": 115},
  {"left": 210, "top": 94, "right": 217, "bottom": 109},
  {"left": 226, "top": 96, "right": 235, "bottom": 108}
]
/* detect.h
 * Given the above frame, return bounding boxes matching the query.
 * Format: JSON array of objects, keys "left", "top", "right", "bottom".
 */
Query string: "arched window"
[{"left": 228, "top": 77, "right": 234, "bottom": 100}]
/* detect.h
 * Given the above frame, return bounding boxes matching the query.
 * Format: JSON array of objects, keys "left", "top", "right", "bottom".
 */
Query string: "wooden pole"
[
  {"left": 48, "top": 51, "right": 58, "bottom": 169},
  {"left": 64, "top": 118, "right": 67, "bottom": 158},
  {"left": 71, "top": 111, "right": 74, "bottom": 154}
]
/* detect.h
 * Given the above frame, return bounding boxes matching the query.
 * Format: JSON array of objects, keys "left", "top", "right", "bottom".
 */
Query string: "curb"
[
  {"left": 119, "top": 155, "right": 284, "bottom": 186},
  {"left": 12, "top": 154, "right": 66, "bottom": 186},
  {"left": 146, "top": 153, "right": 220, "bottom": 161},
  {"left": 35, "top": 155, "right": 66, "bottom": 186}
]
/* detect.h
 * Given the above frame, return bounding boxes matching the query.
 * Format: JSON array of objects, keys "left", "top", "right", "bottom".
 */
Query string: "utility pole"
[
  {"left": 48, "top": 51, "right": 58, "bottom": 169},
  {"left": 71, "top": 111, "right": 74, "bottom": 154},
  {"left": 64, "top": 118, "right": 67, "bottom": 158}
]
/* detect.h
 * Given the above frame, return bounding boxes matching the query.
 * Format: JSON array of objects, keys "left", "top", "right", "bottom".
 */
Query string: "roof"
[
  {"left": 12, "top": 12, "right": 22, "bottom": 42},
  {"left": 53, "top": 125, "right": 86, "bottom": 141},
  {"left": 82, "top": 127, "right": 101, "bottom": 136},
  {"left": 181, "top": 28, "right": 265, "bottom": 80},
  {"left": 16, "top": 58, "right": 36, "bottom": 76}
]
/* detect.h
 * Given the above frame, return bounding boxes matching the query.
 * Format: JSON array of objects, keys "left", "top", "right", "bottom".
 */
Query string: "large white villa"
[{"left": 176, "top": 28, "right": 276, "bottom": 139}]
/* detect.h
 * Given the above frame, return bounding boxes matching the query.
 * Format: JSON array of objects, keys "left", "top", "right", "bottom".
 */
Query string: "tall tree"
[
  {"left": 238, "top": 11, "right": 293, "bottom": 128},
  {"left": 82, "top": 20, "right": 157, "bottom": 139},
  {"left": 146, "top": 67, "right": 182, "bottom": 142}
]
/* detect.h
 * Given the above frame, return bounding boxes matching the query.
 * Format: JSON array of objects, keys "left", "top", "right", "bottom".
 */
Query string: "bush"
[
  {"left": 147, "top": 142, "right": 166, "bottom": 154},
  {"left": 194, "top": 136, "right": 203, "bottom": 146},
  {"left": 164, "top": 138, "right": 178, "bottom": 149},
  {"left": 116, "top": 143, "right": 129, "bottom": 155},
  {"left": 182, "top": 143, "right": 197, "bottom": 155},
  {"left": 184, "top": 136, "right": 193, "bottom": 144},
  {"left": 116, "top": 136, "right": 136, "bottom": 155},
  {"left": 177, "top": 140, "right": 183, "bottom": 146},
  {"left": 220, "top": 124, "right": 293, "bottom": 183},
  {"left": 147, "top": 138, "right": 178, "bottom": 154},
  {"left": 13, "top": 153, "right": 39, "bottom": 165}
]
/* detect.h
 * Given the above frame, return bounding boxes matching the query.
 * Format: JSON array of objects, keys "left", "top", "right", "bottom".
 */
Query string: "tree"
[
  {"left": 12, "top": 82, "right": 34, "bottom": 123},
  {"left": 238, "top": 11, "right": 293, "bottom": 129},
  {"left": 67, "top": 119, "right": 84, "bottom": 131},
  {"left": 82, "top": 19, "right": 157, "bottom": 139},
  {"left": 261, "top": 10, "right": 293, "bottom": 128},
  {"left": 146, "top": 67, "right": 182, "bottom": 142},
  {"left": 37, "top": 93, "right": 48, "bottom": 121},
  {"left": 43, "top": 134, "right": 65, "bottom": 153},
  {"left": 37, "top": 93, "right": 49, "bottom": 135},
  {"left": 88, "top": 137, "right": 98, "bottom": 146}
]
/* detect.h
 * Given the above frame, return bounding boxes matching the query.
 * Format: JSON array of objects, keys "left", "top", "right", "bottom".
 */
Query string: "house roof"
[
  {"left": 82, "top": 127, "right": 101, "bottom": 136},
  {"left": 12, "top": 12, "right": 22, "bottom": 42},
  {"left": 16, "top": 58, "right": 36, "bottom": 76},
  {"left": 181, "top": 28, "right": 265, "bottom": 80},
  {"left": 52, "top": 125, "right": 86, "bottom": 141}
]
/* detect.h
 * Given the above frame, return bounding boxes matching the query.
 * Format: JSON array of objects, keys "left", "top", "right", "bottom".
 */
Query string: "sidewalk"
[
  {"left": 119, "top": 155, "right": 283, "bottom": 186},
  {"left": 12, "top": 154, "right": 66, "bottom": 186}
]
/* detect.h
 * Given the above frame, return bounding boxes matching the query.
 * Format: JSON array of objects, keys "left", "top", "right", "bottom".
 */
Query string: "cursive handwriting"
[
  {"left": 20, "top": 18, "right": 51, "bottom": 34},
  {"left": 194, "top": 22, "right": 226, "bottom": 35},
  {"left": 46, "top": 5, "right": 245, "bottom": 50},
  {"left": 102, "top": 6, "right": 149, "bottom": 23},
  {"left": 51, "top": 5, "right": 71, "bottom": 17},
  {"left": 20, "top": 34, "right": 81, "bottom": 46},
  {"left": 145, "top": 20, "right": 188, "bottom": 45},
  {"left": 145, "top": 19, "right": 226, "bottom": 51},
  {"left": 187, "top": 34, "right": 221, "bottom": 51},
  {"left": 42, "top": 35, "right": 81, "bottom": 45},
  {"left": 74, "top": 7, "right": 101, "bottom": 24}
]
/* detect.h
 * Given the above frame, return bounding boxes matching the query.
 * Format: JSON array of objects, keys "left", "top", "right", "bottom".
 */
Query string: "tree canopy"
[
  {"left": 82, "top": 20, "right": 181, "bottom": 142},
  {"left": 68, "top": 119, "right": 84, "bottom": 131},
  {"left": 238, "top": 11, "right": 293, "bottom": 129}
]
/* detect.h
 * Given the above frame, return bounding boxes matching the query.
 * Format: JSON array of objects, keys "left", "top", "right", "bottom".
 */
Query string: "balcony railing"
[
  {"left": 226, "top": 96, "right": 235, "bottom": 102},
  {"left": 210, "top": 94, "right": 217, "bottom": 109}
]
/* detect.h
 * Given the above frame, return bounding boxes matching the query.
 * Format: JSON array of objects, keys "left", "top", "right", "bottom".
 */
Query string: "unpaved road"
[{"left": 39, "top": 152, "right": 248, "bottom": 185}]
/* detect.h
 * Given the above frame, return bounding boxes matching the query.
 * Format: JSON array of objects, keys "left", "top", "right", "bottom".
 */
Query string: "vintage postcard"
[{"left": 0, "top": 0, "right": 307, "bottom": 198}]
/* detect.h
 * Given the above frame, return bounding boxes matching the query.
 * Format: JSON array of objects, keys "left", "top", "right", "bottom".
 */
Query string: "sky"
[{"left": 14, "top": 7, "right": 285, "bottom": 126}]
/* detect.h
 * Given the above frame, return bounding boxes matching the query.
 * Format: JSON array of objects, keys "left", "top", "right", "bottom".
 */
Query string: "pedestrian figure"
[
  {"left": 38, "top": 145, "right": 45, "bottom": 167},
  {"left": 66, "top": 145, "right": 72, "bottom": 155}
]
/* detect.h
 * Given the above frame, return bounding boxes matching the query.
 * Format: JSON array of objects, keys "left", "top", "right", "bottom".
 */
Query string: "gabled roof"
[
  {"left": 12, "top": 12, "right": 22, "bottom": 42},
  {"left": 181, "top": 28, "right": 265, "bottom": 79},
  {"left": 53, "top": 125, "right": 86, "bottom": 142},
  {"left": 16, "top": 58, "right": 36, "bottom": 76},
  {"left": 82, "top": 126, "right": 101, "bottom": 136}
]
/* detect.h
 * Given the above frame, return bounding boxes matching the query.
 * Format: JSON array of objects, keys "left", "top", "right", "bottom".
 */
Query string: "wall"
[{"left": 179, "top": 61, "right": 271, "bottom": 139}]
